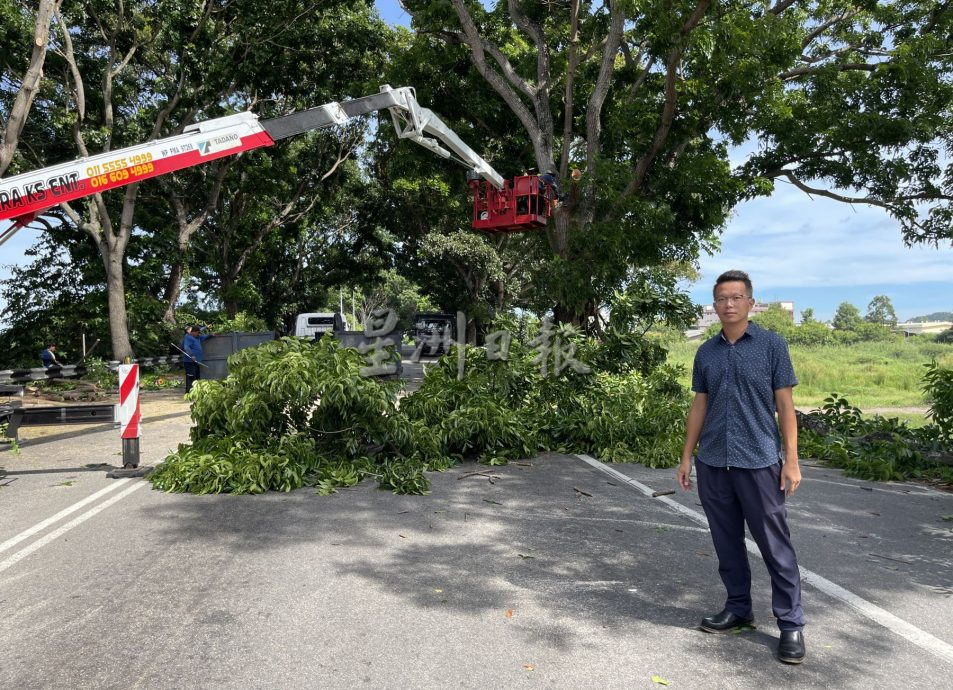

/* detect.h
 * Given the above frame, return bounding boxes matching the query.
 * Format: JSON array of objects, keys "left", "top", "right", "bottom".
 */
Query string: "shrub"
[
  {"left": 924, "top": 361, "right": 953, "bottom": 440},
  {"left": 83, "top": 358, "right": 116, "bottom": 389},
  {"left": 751, "top": 304, "right": 795, "bottom": 338},
  {"left": 799, "top": 393, "right": 953, "bottom": 484},
  {"left": 788, "top": 321, "right": 833, "bottom": 346},
  {"left": 853, "top": 321, "right": 897, "bottom": 342}
]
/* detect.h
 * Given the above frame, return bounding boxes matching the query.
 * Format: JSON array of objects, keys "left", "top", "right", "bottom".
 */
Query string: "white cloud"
[{"left": 702, "top": 183, "right": 953, "bottom": 289}]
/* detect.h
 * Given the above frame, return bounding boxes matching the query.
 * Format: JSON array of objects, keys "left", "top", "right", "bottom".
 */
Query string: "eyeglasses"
[{"left": 714, "top": 295, "right": 750, "bottom": 306}]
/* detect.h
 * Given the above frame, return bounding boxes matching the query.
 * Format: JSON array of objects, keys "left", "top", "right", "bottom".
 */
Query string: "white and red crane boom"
[{"left": 0, "top": 85, "right": 505, "bottom": 246}]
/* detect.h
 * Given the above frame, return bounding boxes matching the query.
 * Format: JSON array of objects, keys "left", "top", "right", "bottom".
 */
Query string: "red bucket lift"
[{"left": 469, "top": 174, "right": 555, "bottom": 234}]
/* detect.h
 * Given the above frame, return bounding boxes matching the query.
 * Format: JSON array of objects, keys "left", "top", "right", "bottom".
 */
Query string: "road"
[{"left": 1, "top": 401, "right": 952, "bottom": 689}]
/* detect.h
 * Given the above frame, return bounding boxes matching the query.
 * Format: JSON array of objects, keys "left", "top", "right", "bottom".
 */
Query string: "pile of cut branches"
[{"left": 150, "top": 331, "right": 690, "bottom": 496}]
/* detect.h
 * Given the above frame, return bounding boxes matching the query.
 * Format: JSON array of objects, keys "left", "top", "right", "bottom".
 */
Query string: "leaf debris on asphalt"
[{"left": 573, "top": 487, "right": 592, "bottom": 497}]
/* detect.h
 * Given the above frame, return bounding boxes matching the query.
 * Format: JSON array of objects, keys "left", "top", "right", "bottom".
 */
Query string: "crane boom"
[{"left": 0, "top": 85, "right": 503, "bottom": 246}]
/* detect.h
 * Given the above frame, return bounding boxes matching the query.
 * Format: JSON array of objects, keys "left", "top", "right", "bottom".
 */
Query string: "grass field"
[{"left": 664, "top": 337, "right": 953, "bottom": 411}]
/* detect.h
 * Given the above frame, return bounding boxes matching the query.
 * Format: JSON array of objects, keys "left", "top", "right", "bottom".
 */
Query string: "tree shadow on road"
[{"left": 134, "top": 454, "right": 942, "bottom": 686}]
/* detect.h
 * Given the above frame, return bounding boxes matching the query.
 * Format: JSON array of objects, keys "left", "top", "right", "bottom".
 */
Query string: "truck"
[
  {"left": 294, "top": 312, "right": 348, "bottom": 339},
  {"left": 412, "top": 312, "right": 457, "bottom": 356}
]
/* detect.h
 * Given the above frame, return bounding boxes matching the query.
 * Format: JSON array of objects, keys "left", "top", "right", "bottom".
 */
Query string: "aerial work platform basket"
[{"left": 469, "top": 174, "right": 555, "bottom": 234}]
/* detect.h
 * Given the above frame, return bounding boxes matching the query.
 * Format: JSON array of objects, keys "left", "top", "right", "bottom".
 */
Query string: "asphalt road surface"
[{"left": 1, "top": 408, "right": 952, "bottom": 689}]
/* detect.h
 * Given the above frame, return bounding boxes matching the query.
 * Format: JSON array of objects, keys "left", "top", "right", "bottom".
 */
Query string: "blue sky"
[
  {"left": 2, "top": 1, "right": 950, "bottom": 324},
  {"left": 687, "top": 183, "right": 953, "bottom": 322}
]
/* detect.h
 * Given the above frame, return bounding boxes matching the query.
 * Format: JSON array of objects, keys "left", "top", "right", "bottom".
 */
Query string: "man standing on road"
[
  {"left": 677, "top": 269, "right": 806, "bottom": 664},
  {"left": 181, "top": 326, "right": 212, "bottom": 394}
]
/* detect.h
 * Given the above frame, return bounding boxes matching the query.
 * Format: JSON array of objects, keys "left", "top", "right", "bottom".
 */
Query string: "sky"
[
  {"left": 686, "top": 181, "right": 953, "bottom": 322},
  {"left": 1, "top": 1, "right": 950, "bottom": 324}
]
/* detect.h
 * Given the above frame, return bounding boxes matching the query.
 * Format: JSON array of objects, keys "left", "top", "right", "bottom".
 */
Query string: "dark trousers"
[
  {"left": 184, "top": 361, "right": 200, "bottom": 393},
  {"left": 696, "top": 460, "right": 805, "bottom": 631}
]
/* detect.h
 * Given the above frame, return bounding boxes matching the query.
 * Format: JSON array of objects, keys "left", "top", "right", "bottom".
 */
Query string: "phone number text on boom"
[{"left": 88, "top": 162, "right": 156, "bottom": 188}]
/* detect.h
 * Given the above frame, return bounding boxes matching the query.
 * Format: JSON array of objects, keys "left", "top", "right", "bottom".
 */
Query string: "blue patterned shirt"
[{"left": 691, "top": 321, "right": 798, "bottom": 469}]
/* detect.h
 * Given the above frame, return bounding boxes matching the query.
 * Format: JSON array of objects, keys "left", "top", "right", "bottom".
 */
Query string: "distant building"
[
  {"left": 695, "top": 301, "right": 795, "bottom": 330},
  {"left": 897, "top": 321, "right": 953, "bottom": 336}
]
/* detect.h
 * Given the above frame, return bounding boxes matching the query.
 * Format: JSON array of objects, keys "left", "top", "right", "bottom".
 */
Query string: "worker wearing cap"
[{"left": 181, "top": 326, "right": 212, "bottom": 393}]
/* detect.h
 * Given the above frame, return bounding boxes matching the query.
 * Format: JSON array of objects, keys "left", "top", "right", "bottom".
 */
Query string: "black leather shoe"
[
  {"left": 778, "top": 630, "right": 806, "bottom": 664},
  {"left": 699, "top": 609, "right": 755, "bottom": 633}
]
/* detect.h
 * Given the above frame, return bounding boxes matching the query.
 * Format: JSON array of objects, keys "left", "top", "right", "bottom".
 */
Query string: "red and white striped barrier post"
[{"left": 118, "top": 363, "right": 141, "bottom": 468}]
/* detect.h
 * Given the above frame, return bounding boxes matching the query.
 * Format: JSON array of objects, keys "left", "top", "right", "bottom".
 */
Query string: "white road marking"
[
  {"left": 0, "top": 480, "right": 146, "bottom": 575},
  {"left": 0, "top": 479, "right": 132, "bottom": 555},
  {"left": 800, "top": 475, "right": 950, "bottom": 498},
  {"left": 575, "top": 454, "right": 953, "bottom": 667}
]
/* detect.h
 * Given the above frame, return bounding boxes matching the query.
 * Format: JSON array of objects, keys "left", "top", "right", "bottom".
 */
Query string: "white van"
[{"left": 294, "top": 312, "right": 347, "bottom": 339}]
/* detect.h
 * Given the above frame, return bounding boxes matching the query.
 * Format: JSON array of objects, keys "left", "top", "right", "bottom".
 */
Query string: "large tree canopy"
[{"left": 395, "top": 0, "right": 952, "bottom": 322}]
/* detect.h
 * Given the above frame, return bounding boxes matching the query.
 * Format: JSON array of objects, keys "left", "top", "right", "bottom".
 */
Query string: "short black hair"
[
  {"left": 47, "top": 342, "right": 56, "bottom": 348},
  {"left": 713, "top": 270, "right": 753, "bottom": 298}
]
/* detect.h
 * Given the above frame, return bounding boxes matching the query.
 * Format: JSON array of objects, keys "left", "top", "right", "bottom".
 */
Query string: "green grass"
[
  {"left": 664, "top": 338, "right": 953, "bottom": 411},
  {"left": 861, "top": 412, "right": 930, "bottom": 428}
]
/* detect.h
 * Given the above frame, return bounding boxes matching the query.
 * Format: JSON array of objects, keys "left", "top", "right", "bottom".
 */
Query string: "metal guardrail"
[
  {"left": 113, "top": 355, "right": 180, "bottom": 368},
  {"left": 1, "top": 402, "right": 118, "bottom": 442},
  {"left": 0, "top": 364, "right": 88, "bottom": 384},
  {"left": 0, "top": 356, "right": 181, "bottom": 385}
]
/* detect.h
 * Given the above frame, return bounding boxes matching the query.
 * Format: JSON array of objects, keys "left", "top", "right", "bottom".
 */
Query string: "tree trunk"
[
  {"left": 0, "top": 0, "right": 59, "bottom": 177},
  {"left": 162, "top": 259, "right": 185, "bottom": 324},
  {"left": 554, "top": 303, "right": 583, "bottom": 328},
  {"left": 102, "top": 249, "right": 133, "bottom": 360},
  {"left": 221, "top": 270, "right": 239, "bottom": 320},
  {"left": 548, "top": 209, "right": 572, "bottom": 260},
  {"left": 161, "top": 164, "right": 231, "bottom": 324}
]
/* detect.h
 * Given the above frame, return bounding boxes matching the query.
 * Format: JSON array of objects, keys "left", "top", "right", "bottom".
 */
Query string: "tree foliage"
[
  {"left": 865, "top": 294, "right": 898, "bottom": 326},
  {"left": 833, "top": 301, "right": 863, "bottom": 331},
  {"left": 1, "top": 0, "right": 391, "bottom": 358},
  {"left": 799, "top": 392, "right": 953, "bottom": 484},
  {"left": 150, "top": 327, "right": 690, "bottom": 495},
  {"left": 391, "top": 0, "right": 953, "bottom": 324},
  {"left": 751, "top": 303, "right": 795, "bottom": 337}
]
